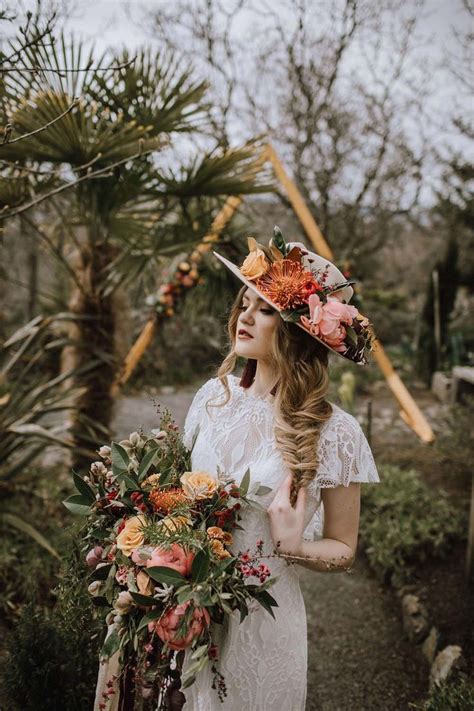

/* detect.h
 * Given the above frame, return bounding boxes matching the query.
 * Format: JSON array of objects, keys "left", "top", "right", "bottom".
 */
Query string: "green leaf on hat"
[{"left": 271, "top": 225, "right": 288, "bottom": 256}]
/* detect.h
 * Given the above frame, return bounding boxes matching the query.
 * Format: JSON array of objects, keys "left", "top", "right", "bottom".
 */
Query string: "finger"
[{"left": 272, "top": 473, "right": 291, "bottom": 503}]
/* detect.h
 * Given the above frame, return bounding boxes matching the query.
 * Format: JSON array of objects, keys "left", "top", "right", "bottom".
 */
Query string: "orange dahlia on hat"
[{"left": 213, "top": 226, "right": 376, "bottom": 365}]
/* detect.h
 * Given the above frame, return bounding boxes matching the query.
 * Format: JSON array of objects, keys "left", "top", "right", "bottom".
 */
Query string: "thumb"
[{"left": 295, "top": 483, "right": 307, "bottom": 514}]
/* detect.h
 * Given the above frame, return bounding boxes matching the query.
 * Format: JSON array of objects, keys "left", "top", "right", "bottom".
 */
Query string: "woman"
[{"left": 179, "top": 228, "right": 380, "bottom": 710}]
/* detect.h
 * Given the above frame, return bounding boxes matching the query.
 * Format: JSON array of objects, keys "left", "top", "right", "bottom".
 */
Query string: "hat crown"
[{"left": 286, "top": 241, "right": 354, "bottom": 304}]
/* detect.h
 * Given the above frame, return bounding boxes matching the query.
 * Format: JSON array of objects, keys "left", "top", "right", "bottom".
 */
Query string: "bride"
[{"left": 177, "top": 231, "right": 380, "bottom": 710}]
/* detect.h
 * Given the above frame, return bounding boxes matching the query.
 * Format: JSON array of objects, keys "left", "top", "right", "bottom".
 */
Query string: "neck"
[{"left": 248, "top": 360, "right": 278, "bottom": 397}]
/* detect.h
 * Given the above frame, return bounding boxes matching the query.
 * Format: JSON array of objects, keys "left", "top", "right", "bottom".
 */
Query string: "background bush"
[{"left": 359, "top": 465, "right": 467, "bottom": 586}]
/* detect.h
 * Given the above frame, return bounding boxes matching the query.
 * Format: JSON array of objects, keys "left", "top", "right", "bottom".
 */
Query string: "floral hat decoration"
[{"left": 213, "top": 226, "right": 376, "bottom": 365}]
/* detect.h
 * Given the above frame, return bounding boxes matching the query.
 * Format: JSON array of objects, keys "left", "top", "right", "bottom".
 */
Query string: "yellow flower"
[
  {"left": 210, "top": 539, "right": 231, "bottom": 559},
  {"left": 240, "top": 237, "right": 269, "bottom": 281},
  {"left": 116, "top": 515, "right": 147, "bottom": 557},
  {"left": 207, "top": 526, "right": 233, "bottom": 545},
  {"left": 207, "top": 526, "right": 225, "bottom": 540},
  {"left": 141, "top": 473, "right": 161, "bottom": 489},
  {"left": 157, "top": 514, "right": 192, "bottom": 536},
  {"left": 180, "top": 471, "right": 218, "bottom": 501}
]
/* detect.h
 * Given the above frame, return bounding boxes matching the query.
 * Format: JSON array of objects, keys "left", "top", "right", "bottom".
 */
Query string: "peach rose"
[
  {"left": 116, "top": 515, "right": 147, "bottom": 557},
  {"left": 239, "top": 237, "right": 269, "bottom": 281},
  {"left": 146, "top": 543, "right": 194, "bottom": 577},
  {"left": 180, "top": 471, "right": 218, "bottom": 501},
  {"left": 148, "top": 600, "right": 210, "bottom": 651}
]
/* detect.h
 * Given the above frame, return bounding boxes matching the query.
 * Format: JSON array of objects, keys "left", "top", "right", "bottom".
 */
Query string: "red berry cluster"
[
  {"left": 130, "top": 491, "right": 148, "bottom": 513},
  {"left": 236, "top": 548, "right": 271, "bottom": 583}
]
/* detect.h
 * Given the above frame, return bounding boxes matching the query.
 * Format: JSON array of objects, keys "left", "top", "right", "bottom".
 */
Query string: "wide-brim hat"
[{"left": 212, "top": 226, "right": 375, "bottom": 365}]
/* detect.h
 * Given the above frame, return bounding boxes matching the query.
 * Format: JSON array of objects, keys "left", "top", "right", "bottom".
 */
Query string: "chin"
[{"left": 234, "top": 343, "right": 259, "bottom": 359}]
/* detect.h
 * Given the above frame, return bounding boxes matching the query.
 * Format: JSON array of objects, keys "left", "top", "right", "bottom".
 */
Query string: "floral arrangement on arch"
[
  {"left": 238, "top": 227, "right": 376, "bottom": 364},
  {"left": 64, "top": 409, "right": 278, "bottom": 709}
]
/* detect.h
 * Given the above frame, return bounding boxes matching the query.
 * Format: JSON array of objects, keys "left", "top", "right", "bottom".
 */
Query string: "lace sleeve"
[
  {"left": 310, "top": 409, "right": 380, "bottom": 492},
  {"left": 302, "top": 409, "right": 380, "bottom": 541},
  {"left": 182, "top": 378, "right": 216, "bottom": 450}
]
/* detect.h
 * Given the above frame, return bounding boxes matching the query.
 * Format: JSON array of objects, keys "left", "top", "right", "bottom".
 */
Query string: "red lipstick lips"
[{"left": 238, "top": 329, "right": 253, "bottom": 339}]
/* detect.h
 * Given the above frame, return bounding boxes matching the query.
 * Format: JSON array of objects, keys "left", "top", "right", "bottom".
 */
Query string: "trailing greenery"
[{"left": 359, "top": 465, "right": 467, "bottom": 586}]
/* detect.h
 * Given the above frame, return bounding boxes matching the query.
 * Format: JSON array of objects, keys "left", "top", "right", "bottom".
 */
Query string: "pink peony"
[
  {"left": 148, "top": 600, "right": 210, "bottom": 651},
  {"left": 85, "top": 546, "right": 103, "bottom": 569},
  {"left": 306, "top": 295, "right": 358, "bottom": 352},
  {"left": 131, "top": 545, "right": 154, "bottom": 566},
  {"left": 145, "top": 543, "right": 194, "bottom": 577}
]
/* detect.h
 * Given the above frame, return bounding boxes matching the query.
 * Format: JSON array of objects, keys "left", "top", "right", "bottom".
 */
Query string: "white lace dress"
[{"left": 180, "top": 374, "right": 380, "bottom": 711}]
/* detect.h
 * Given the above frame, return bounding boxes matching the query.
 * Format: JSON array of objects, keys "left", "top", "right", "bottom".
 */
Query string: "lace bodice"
[{"left": 183, "top": 374, "right": 380, "bottom": 542}]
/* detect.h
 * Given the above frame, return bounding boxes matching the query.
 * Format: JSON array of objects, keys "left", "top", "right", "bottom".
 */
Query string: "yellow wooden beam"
[
  {"left": 113, "top": 194, "right": 243, "bottom": 392},
  {"left": 266, "top": 142, "right": 435, "bottom": 443}
]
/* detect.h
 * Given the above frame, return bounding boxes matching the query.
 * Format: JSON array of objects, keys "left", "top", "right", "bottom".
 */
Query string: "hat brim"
[{"left": 213, "top": 250, "right": 366, "bottom": 365}]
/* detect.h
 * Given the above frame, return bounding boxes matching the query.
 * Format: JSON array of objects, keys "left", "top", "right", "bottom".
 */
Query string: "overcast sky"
[{"left": 11, "top": 0, "right": 474, "bottom": 207}]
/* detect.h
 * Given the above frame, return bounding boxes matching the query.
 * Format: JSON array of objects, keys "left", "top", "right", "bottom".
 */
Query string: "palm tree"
[{"left": 2, "top": 36, "right": 273, "bottom": 470}]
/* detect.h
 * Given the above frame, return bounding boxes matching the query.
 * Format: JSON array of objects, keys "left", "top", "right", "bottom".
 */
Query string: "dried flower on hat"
[{"left": 256, "top": 259, "right": 321, "bottom": 310}]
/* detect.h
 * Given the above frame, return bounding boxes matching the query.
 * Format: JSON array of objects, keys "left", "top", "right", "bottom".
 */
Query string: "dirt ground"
[{"left": 111, "top": 380, "right": 443, "bottom": 710}]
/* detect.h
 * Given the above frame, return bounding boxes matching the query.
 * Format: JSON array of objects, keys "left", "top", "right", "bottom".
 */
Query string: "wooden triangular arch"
[{"left": 113, "top": 143, "right": 434, "bottom": 443}]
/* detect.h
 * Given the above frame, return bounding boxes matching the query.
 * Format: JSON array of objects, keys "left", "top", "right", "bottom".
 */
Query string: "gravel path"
[{"left": 112, "top": 387, "right": 428, "bottom": 711}]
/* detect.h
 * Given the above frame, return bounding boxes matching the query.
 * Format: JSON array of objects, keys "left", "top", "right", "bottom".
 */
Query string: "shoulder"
[{"left": 323, "top": 402, "right": 365, "bottom": 442}]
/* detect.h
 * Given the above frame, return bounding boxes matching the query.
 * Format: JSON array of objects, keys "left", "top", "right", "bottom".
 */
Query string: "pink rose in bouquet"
[
  {"left": 85, "top": 545, "right": 103, "bottom": 569},
  {"left": 146, "top": 543, "right": 194, "bottom": 577},
  {"left": 149, "top": 600, "right": 211, "bottom": 651}
]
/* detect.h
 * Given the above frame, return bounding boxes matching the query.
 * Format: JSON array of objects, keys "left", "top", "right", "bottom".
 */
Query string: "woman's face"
[{"left": 234, "top": 287, "right": 279, "bottom": 361}]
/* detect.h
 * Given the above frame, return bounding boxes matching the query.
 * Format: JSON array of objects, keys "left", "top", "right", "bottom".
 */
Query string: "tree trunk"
[
  {"left": 415, "top": 236, "right": 459, "bottom": 385},
  {"left": 60, "top": 224, "right": 119, "bottom": 473}
]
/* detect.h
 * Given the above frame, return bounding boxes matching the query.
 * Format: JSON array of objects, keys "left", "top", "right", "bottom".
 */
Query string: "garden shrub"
[
  {"left": 0, "top": 534, "right": 104, "bottom": 710},
  {"left": 359, "top": 465, "right": 467, "bottom": 586}
]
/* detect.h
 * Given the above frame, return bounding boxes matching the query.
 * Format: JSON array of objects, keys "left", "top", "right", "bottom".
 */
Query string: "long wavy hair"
[{"left": 206, "top": 284, "right": 333, "bottom": 506}]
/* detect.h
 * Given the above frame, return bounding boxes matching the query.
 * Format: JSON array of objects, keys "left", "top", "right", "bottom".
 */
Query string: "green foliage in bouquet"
[
  {"left": 359, "top": 465, "right": 466, "bottom": 586},
  {"left": 63, "top": 407, "right": 278, "bottom": 707}
]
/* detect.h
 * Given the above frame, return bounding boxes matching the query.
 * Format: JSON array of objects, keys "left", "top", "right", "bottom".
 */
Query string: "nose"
[{"left": 240, "top": 306, "right": 255, "bottom": 325}]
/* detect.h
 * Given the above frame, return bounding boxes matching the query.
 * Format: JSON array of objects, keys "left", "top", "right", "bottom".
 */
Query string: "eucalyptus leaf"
[
  {"left": 111, "top": 441, "right": 130, "bottom": 474},
  {"left": 239, "top": 468, "right": 251, "bottom": 496},
  {"left": 100, "top": 629, "right": 120, "bottom": 659},
  {"left": 255, "top": 485, "right": 272, "bottom": 496},
  {"left": 137, "top": 607, "right": 163, "bottom": 633},
  {"left": 191, "top": 549, "right": 210, "bottom": 583},
  {"left": 63, "top": 494, "right": 92, "bottom": 516},
  {"left": 130, "top": 591, "right": 158, "bottom": 606},
  {"left": 147, "top": 566, "right": 185, "bottom": 586},
  {"left": 73, "top": 472, "right": 96, "bottom": 503},
  {"left": 138, "top": 448, "right": 158, "bottom": 481}
]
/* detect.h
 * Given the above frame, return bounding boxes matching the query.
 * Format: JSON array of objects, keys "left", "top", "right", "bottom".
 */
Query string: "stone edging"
[{"left": 396, "top": 584, "right": 466, "bottom": 693}]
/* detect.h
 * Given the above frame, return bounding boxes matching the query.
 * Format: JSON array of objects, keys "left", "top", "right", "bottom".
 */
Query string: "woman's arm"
[{"left": 267, "top": 476, "right": 361, "bottom": 573}]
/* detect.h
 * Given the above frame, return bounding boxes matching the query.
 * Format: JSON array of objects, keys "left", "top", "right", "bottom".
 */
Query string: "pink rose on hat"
[{"left": 306, "top": 294, "right": 359, "bottom": 353}]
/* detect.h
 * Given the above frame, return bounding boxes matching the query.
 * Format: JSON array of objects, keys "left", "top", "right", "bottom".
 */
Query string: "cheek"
[{"left": 256, "top": 315, "right": 278, "bottom": 343}]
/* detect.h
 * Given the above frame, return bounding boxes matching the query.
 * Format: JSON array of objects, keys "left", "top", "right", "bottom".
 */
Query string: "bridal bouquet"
[{"left": 64, "top": 409, "right": 278, "bottom": 709}]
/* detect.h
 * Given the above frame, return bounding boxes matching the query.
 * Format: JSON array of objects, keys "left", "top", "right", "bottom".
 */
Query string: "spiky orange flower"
[
  {"left": 149, "top": 487, "right": 189, "bottom": 515},
  {"left": 256, "top": 259, "right": 321, "bottom": 310}
]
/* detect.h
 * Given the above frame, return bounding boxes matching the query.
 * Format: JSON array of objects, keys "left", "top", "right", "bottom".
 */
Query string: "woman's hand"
[{"left": 266, "top": 474, "right": 307, "bottom": 556}]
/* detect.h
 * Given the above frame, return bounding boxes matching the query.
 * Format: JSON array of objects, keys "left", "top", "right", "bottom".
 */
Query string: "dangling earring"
[{"left": 240, "top": 359, "right": 257, "bottom": 389}]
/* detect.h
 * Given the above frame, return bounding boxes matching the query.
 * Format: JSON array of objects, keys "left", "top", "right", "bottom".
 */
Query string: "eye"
[{"left": 260, "top": 308, "right": 275, "bottom": 314}]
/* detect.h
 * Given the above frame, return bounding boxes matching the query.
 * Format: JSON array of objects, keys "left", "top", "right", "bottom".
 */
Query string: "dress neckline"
[{"left": 228, "top": 374, "right": 275, "bottom": 405}]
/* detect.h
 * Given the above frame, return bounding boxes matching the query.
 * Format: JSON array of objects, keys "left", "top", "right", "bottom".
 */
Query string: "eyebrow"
[{"left": 242, "top": 294, "right": 265, "bottom": 303}]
